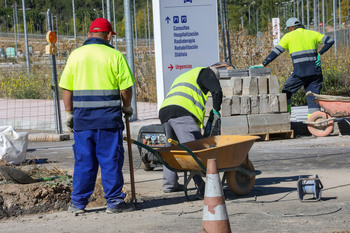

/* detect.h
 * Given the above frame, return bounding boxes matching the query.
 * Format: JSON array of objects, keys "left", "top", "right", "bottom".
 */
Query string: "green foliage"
[{"left": 0, "top": 72, "right": 52, "bottom": 99}]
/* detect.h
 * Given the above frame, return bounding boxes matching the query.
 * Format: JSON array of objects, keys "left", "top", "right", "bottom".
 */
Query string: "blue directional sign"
[
  {"left": 173, "top": 16, "right": 179, "bottom": 24},
  {"left": 165, "top": 16, "right": 171, "bottom": 24}
]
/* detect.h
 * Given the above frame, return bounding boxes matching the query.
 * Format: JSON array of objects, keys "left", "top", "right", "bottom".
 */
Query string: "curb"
[{"left": 28, "top": 133, "right": 71, "bottom": 142}]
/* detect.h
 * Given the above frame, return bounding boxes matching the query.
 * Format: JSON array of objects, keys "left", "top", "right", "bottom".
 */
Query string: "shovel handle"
[{"left": 125, "top": 117, "right": 137, "bottom": 203}]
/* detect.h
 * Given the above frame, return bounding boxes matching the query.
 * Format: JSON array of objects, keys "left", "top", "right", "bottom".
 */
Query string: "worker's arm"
[
  {"left": 318, "top": 36, "right": 334, "bottom": 55},
  {"left": 62, "top": 89, "right": 73, "bottom": 112},
  {"left": 197, "top": 68, "right": 223, "bottom": 112},
  {"left": 120, "top": 86, "right": 133, "bottom": 118},
  {"left": 262, "top": 45, "right": 286, "bottom": 67},
  {"left": 120, "top": 86, "right": 133, "bottom": 107}
]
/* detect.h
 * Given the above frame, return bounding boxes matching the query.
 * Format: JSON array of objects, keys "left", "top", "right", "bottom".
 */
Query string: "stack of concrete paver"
[{"left": 206, "top": 68, "right": 291, "bottom": 136}]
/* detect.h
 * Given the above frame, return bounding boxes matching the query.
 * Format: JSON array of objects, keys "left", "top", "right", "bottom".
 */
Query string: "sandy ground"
[{"left": 0, "top": 135, "right": 350, "bottom": 233}]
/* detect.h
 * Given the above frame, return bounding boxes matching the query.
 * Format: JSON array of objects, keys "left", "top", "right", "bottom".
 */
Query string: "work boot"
[
  {"left": 163, "top": 184, "right": 184, "bottom": 193},
  {"left": 68, "top": 203, "right": 85, "bottom": 214},
  {"left": 106, "top": 202, "right": 135, "bottom": 214}
]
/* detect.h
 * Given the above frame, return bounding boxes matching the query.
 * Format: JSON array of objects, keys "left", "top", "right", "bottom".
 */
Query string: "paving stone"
[
  {"left": 232, "top": 77, "right": 242, "bottom": 95},
  {"left": 222, "top": 96, "right": 232, "bottom": 117},
  {"left": 231, "top": 95, "right": 241, "bottom": 115},
  {"left": 257, "top": 76, "right": 268, "bottom": 95},
  {"left": 249, "top": 67, "right": 271, "bottom": 77},
  {"left": 250, "top": 95, "right": 260, "bottom": 114},
  {"left": 220, "top": 79, "right": 234, "bottom": 96},
  {"left": 268, "top": 94, "right": 280, "bottom": 113},
  {"left": 247, "top": 113, "right": 291, "bottom": 134},
  {"left": 240, "top": 96, "right": 251, "bottom": 114},
  {"left": 242, "top": 77, "right": 258, "bottom": 95},
  {"left": 259, "top": 94, "right": 269, "bottom": 114},
  {"left": 279, "top": 93, "right": 288, "bottom": 112},
  {"left": 221, "top": 115, "right": 249, "bottom": 135},
  {"left": 219, "top": 69, "right": 249, "bottom": 78},
  {"left": 268, "top": 75, "right": 280, "bottom": 94}
]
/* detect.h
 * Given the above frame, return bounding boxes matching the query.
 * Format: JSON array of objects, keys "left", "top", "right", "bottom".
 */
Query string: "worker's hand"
[
  {"left": 211, "top": 110, "right": 221, "bottom": 136},
  {"left": 204, "top": 109, "right": 221, "bottom": 137},
  {"left": 249, "top": 64, "right": 264, "bottom": 69},
  {"left": 212, "top": 109, "right": 221, "bottom": 118},
  {"left": 65, "top": 111, "right": 74, "bottom": 133},
  {"left": 315, "top": 54, "right": 322, "bottom": 67},
  {"left": 122, "top": 106, "right": 133, "bottom": 118}
]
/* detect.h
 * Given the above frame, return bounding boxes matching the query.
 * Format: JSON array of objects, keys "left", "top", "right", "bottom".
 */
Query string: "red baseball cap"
[{"left": 89, "top": 18, "right": 116, "bottom": 35}]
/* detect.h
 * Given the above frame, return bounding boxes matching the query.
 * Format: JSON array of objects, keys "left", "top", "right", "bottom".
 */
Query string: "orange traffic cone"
[{"left": 201, "top": 159, "right": 231, "bottom": 233}]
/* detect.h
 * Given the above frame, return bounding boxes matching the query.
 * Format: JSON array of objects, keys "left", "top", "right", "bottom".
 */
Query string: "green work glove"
[
  {"left": 65, "top": 111, "right": 74, "bottom": 133},
  {"left": 315, "top": 54, "right": 321, "bottom": 67},
  {"left": 204, "top": 109, "right": 221, "bottom": 137},
  {"left": 249, "top": 65, "right": 264, "bottom": 69},
  {"left": 211, "top": 110, "right": 221, "bottom": 136}
]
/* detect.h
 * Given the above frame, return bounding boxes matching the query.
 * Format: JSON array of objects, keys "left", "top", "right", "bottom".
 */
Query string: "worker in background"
[
  {"left": 158, "top": 63, "right": 225, "bottom": 199},
  {"left": 59, "top": 18, "right": 135, "bottom": 214},
  {"left": 260, "top": 17, "right": 334, "bottom": 117}
]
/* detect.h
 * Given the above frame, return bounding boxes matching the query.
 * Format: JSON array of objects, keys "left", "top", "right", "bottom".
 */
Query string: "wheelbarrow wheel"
[
  {"left": 226, "top": 159, "right": 255, "bottom": 196},
  {"left": 307, "top": 111, "right": 334, "bottom": 137}
]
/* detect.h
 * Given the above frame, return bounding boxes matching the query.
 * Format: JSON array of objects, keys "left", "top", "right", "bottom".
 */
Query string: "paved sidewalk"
[{"left": 0, "top": 98, "right": 160, "bottom": 138}]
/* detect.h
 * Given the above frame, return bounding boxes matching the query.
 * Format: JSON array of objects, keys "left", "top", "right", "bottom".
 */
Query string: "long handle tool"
[{"left": 125, "top": 117, "right": 137, "bottom": 204}]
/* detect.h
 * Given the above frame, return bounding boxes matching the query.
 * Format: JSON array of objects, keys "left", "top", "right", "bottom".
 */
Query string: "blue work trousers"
[
  {"left": 71, "top": 129, "right": 126, "bottom": 209},
  {"left": 282, "top": 73, "right": 323, "bottom": 114}
]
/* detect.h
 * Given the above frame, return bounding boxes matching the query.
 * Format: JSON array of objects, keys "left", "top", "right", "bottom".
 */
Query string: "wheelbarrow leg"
[{"left": 183, "top": 171, "right": 205, "bottom": 201}]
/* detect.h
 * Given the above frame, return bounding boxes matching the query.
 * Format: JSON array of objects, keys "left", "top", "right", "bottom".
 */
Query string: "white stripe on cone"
[
  {"left": 202, "top": 204, "right": 229, "bottom": 221},
  {"left": 205, "top": 174, "right": 224, "bottom": 197}
]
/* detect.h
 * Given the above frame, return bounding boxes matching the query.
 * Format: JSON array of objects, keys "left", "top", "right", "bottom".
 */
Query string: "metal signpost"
[{"left": 153, "top": 0, "right": 220, "bottom": 109}]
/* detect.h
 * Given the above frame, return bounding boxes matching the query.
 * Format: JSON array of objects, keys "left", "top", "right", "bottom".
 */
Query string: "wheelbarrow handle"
[
  {"left": 167, "top": 138, "right": 178, "bottom": 146},
  {"left": 123, "top": 136, "right": 158, "bottom": 155},
  {"left": 168, "top": 138, "right": 206, "bottom": 172}
]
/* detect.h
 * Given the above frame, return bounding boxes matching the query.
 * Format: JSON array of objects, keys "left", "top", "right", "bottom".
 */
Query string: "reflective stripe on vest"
[
  {"left": 291, "top": 49, "right": 318, "bottom": 64},
  {"left": 160, "top": 67, "right": 208, "bottom": 127},
  {"left": 73, "top": 89, "right": 121, "bottom": 108}
]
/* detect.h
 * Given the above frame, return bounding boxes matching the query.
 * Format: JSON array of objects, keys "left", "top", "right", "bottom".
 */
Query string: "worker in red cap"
[{"left": 59, "top": 18, "right": 135, "bottom": 214}]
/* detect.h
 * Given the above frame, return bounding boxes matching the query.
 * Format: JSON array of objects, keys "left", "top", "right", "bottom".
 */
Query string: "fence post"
[{"left": 47, "top": 9, "right": 63, "bottom": 134}]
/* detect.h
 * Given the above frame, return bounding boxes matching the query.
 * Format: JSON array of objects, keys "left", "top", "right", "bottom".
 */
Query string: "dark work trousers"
[
  {"left": 162, "top": 115, "right": 204, "bottom": 191},
  {"left": 282, "top": 73, "right": 323, "bottom": 114}
]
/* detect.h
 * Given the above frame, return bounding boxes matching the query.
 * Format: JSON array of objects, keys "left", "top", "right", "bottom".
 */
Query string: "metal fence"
[
  {"left": 0, "top": 32, "right": 157, "bottom": 133},
  {"left": 0, "top": 27, "right": 349, "bottom": 134}
]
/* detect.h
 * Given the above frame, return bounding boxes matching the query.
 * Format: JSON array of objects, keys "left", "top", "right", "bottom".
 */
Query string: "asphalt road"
[{"left": 2, "top": 135, "right": 350, "bottom": 233}]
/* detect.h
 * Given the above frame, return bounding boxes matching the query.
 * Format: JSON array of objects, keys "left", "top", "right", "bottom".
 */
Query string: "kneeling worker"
[{"left": 158, "top": 64, "right": 223, "bottom": 198}]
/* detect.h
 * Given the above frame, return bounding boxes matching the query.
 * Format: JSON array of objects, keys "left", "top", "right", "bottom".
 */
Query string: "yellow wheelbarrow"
[{"left": 127, "top": 135, "right": 261, "bottom": 200}]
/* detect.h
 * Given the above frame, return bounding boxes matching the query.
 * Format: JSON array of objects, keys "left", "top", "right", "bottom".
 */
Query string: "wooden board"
[{"left": 248, "top": 130, "right": 294, "bottom": 141}]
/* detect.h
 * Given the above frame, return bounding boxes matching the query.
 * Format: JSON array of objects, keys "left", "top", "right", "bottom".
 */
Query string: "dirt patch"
[{"left": 0, "top": 161, "right": 114, "bottom": 219}]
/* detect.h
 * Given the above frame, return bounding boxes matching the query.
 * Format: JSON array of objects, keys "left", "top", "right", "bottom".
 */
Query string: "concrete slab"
[
  {"left": 221, "top": 115, "right": 249, "bottom": 135},
  {"left": 247, "top": 113, "right": 291, "bottom": 133}
]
